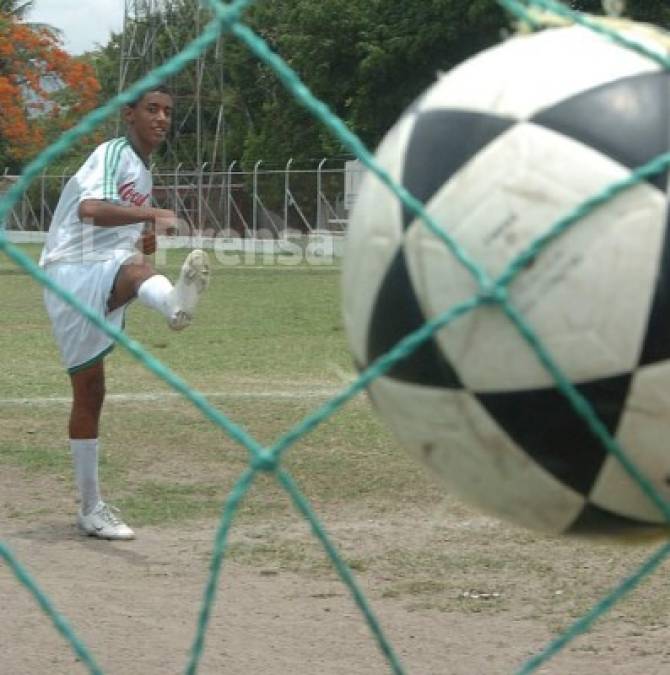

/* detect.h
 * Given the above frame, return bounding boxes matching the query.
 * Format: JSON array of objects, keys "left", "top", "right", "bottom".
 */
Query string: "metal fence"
[{"left": 0, "top": 158, "right": 364, "bottom": 237}]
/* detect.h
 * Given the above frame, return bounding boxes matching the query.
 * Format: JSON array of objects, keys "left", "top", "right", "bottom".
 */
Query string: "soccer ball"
[{"left": 342, "top": 23, "right": 670, "bottom": 536}]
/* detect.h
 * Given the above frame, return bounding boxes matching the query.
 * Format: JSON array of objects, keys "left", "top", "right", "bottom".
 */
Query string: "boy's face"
[{"left": 124, "top": 91, "right": 173, "bottom": 155}]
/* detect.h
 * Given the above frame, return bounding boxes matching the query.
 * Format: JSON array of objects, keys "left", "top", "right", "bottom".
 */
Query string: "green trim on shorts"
[{"left": 67, "top": 344, "right": 115, "bottom": 375}]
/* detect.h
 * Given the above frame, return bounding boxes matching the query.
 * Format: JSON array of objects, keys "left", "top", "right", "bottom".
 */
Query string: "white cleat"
[
  {"left": 77, "top": 501, "right": 135, "bottom": 540},
  {"left": 168, "top": 249, "right": 210, "bottom": 331}
]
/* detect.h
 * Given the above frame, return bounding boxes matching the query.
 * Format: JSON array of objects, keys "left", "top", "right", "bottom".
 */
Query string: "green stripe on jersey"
[
  {"left": 104, "top": 139, "right": 128, "bottom": 200},
  {"left": 103, "top": 138, "right": 128, "bottom": 201},
  {"left": 103, "top": 140, "right": 120, "bottom": 200},
  {"left": 102, "top": 140, "right": 117, "bottom": 199}
]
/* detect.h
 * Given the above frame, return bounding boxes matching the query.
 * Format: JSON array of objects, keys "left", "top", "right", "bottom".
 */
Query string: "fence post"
[
  {"left": 253, "top": 160, "right": 262, "bottom": 239},
  {"left": 174, "top": 163, "right": 182, "bottom": 219},
  {"left": 199, "top": 162, "right": 208, "bottom": 231},
  {"left": 40, "top": 169, "right": 47, "bottom": 231},
  {"left": 226, "top": 160, "right": 236, "bottom": 236},
  {"left": 317, "top": 158, "right": 327, "bottom": 232},
  {"left": 284, "top": 157, "right": 293, "bottom": 239}
]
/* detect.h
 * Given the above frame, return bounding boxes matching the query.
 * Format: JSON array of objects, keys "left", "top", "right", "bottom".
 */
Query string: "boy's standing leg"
[
  {"left": 72, "top": 249, "right": 210, "bottom": 540},
  {"left": 69, "top": 360, "right": 135, "bottom": 539}
]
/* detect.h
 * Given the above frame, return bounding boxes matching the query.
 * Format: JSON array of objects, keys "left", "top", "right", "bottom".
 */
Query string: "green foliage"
[
  {"left": 80, "top": 0, "right": 670, "bottom": 169},
  {"left": 570, "top": 0, "right": 670, "bottom": 25},
  {"left": 84, "top": 35, "right": 122, "bottom": 132},
  {"left": 224, "top": 0, "right": 508, "bottom": 166},
  {"left": 349, "top": 1, "right": 507, "bottom": 147},
  {"left": 84, "top": 0, "right": 511, "bottom": 168},
  {"left": 0, "top": 137, "right": 8, "bottom": 169},
  {"left": 0, "top": 0, "right": 33, "bottom": 19}
]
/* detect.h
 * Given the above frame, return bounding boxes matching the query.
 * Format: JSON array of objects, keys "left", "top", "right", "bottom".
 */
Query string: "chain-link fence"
[{"left": 0, "top": 158, "right": 364, "bottom": 237}]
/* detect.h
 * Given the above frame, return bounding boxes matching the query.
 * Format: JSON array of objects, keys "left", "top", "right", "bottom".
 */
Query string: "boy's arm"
[{"left": 79, "top": 199, "right": 177, "bottom": 228}]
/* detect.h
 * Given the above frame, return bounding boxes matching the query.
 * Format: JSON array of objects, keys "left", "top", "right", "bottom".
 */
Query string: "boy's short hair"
[{"left": 126, "top": 84, "right": 173, "bottom": 108}]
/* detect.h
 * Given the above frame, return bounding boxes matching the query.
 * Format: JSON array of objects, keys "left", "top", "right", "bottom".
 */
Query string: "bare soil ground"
[
  {"left": 3, "top": 465, "right": 670, "bottom": 675},
  {"left": 3, "top": 261, "right": 670, "bottom": 674}
]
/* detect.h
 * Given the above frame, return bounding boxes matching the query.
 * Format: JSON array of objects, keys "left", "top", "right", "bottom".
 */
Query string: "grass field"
[
  {"left": 3, "top": 243, "right": 670, "bottom": 674},
  {"left": 0, "top": 244, "right": 445, "bottom": 540}
]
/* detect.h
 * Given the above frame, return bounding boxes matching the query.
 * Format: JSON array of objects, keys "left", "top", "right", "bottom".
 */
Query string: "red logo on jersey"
[{"left": 119, "top": 181, "right": 150, "bottom": 206}]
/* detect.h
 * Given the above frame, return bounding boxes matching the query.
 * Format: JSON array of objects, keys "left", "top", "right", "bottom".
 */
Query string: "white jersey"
[{"left": 39, "top": 138, "right": 153, "bottom": 266}]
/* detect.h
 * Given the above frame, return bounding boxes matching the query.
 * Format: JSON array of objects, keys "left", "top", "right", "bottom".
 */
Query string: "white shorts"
[{"left": 43, "top": 251, "right": 135, "bottom": 373}]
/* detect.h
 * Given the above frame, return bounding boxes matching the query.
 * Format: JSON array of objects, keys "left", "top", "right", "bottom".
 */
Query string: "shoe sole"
[
  {"left": 168, "top": 250, "right": 210, "bottom": 331},
  {"left": 78, "top": 524, "right": 136, "bottom": 541},
  {"left": 168, "top": 310, "right": 191, "bottom": 331},
  {"left": 183, "top": 250, "right": 210, "bottom": 292}
]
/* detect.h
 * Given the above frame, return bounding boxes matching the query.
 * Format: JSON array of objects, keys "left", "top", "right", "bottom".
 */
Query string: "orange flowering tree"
[{"left": 0, "top": 11, "right": 101, "bottom": 171}]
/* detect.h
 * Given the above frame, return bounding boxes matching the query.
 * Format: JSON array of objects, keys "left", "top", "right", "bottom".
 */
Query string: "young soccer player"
[{"left": 39, "top": 85, "right": 209, "bottom": 540}]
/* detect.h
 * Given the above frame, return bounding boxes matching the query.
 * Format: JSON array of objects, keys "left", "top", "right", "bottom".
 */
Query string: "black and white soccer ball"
[{"left": 342, "top": 24, "right": 670, "bottom": 536}]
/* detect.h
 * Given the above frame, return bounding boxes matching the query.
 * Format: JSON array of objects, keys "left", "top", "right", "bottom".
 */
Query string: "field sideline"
[{"left": 2, "top": 244, "right": 670, "bottom": 674}]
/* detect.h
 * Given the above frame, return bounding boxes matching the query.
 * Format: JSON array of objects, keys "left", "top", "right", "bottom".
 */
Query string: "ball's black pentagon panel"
[
  {"left": 531, "top": 71, "right": 670, "bottom": 191},
  {"left": 476, "top": 373, "right": 632, "bottom": 496},
  {"left": 366, "top": 247, "right": 462, "bottom": 388},
  {"left": 401, "top": 109, "right": 515, "bottom": 229},
  {"left": 567, "top": 501, "right": 658, "bottom": 535},
  {"left": 638, "top": 210, "right": 670, "bottom": 367}
]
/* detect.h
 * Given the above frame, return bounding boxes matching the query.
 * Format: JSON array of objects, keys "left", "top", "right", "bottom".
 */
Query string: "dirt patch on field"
[{"left": 3, "top": 476, "right": 670, "bottom": 675}]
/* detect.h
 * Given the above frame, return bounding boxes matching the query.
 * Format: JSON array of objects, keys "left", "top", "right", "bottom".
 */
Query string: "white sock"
[
  {"left": 70, "top": 438, "right": 101, "bottom": 515},
  {"left": 137, "top": 274, "right": 175, "bottom": 319}
]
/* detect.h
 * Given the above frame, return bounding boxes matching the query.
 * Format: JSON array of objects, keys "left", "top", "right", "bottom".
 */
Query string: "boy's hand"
[
  {"left": 138, "top": 227, "right": 157, "bottom": 255},
  {"left": 151, "top": 208, "right": 179, "bottom": 235}
]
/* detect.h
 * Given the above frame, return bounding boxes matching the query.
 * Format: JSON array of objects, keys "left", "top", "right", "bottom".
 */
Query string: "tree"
[
  {"left": 0, "top": 8, "right": 101, "bottom": 171},
  {"left": 223, "top": 0, "right": 508, "bottom": 167},
  {"left": 569, "top": 0, "right": 670, "bottom": 25},
  {"left": 83, "top": 0, "right": 670, "bottom": 172},
  {"left": 0, "top": 0, "right": 61, "bottom": 36},
  {"left": 83, "top": 1, "right": 511, "bottom": 169},
  {"left": 0, "top": 0, "right": 28, "bottom": 15}
]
